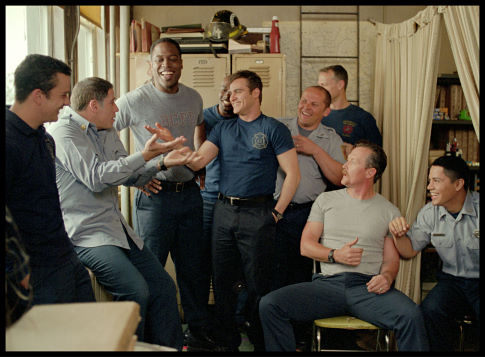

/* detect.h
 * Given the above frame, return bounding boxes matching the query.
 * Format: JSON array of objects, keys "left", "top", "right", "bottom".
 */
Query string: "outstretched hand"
[
  {"left": 143, "top": 134, "right": 187, "bottom": 160},
  {"left": 144, "top": 123, "right": 175, "bottom": 142},
  {"left": 164, "top": 146, "right": 201, "bottom": 168},
  {"left": 334, "top": 237, "right": 363, "bottom": 266}
]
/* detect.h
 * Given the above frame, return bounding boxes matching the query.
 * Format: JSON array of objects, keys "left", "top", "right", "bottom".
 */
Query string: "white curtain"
[
  {"left": 440, "top": 6, "right": 480, "bottom": 141},
  {"left": 373, "top": 6, "right": 443, "bottom": 303}
]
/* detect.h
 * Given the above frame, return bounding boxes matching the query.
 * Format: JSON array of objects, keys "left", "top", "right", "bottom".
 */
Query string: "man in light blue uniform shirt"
[
  {"left": 47, "top": 77, "right": 196, "bottom": 350},
  {"left": 389, "top": 155, "right": 479, "bottom": 351}
]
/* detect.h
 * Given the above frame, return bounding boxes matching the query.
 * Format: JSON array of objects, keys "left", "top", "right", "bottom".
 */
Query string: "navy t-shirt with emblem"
[
  {"left": 207, "top": 114, "right": 294, "bottom": 198},
  {"left": 322, "top": 104, "right": 382, "bottom": 147}
]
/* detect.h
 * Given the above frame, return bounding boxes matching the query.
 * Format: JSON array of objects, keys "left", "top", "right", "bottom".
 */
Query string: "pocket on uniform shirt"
[
  {"left": 464, "top": 231, "right": 480, "bottom": 250},
  {"left": 431, "top": 232, "right": 453, "bottom": 248}
]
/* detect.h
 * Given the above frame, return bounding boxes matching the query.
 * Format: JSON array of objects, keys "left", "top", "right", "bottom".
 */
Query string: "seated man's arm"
[
  {"left": 366, "top": 237, "right": 400, "bottom": 294},
  {"left": 389, "top": 217, "right": 420, "bottom": 259},
  {"left": 300, "top": 221, "right": 363, "bottom": 266},
  {"left": 274, "top": 148, "right": 301, "bottom": 217}
]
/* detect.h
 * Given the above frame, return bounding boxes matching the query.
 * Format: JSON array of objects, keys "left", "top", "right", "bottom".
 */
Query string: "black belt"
[
  {"left": 218, "top": 193, "right": 273, "bottom": 207},
  {"left": 286, "top": 201, "right": 314, "bottom": 210},
  {"left": 159, "top": 178, "right": 196, "bottom": 192}
]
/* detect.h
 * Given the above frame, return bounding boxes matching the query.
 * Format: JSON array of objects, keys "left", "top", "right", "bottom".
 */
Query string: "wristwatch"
[
  {"left": 272, "top": 208, "right": 284, "bottom": 221},
  {"left": 158, "top": 157, "right": 168, "bottom": 171},
  {"left": 328, "top": 249, "right": 336, "bottom": 263}
]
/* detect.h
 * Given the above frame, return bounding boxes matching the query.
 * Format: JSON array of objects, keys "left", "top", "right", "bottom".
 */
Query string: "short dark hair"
[
  {"left": 431, "top": 155, "right": 470, "bottom": 191},
  {"left": 14, "top": 54, "right": 71, "bottom": 103},
  {"left": 320, "top": 65, "right": 348, "bottom": 90},
  {"left": 306, "top": 86, "right": 331, "bottom": 109},
  {"left": 229, "top": 70, "right": 263, "bottom": 103},
  {"left": 150, "top": 38, "right": 182, "bottom": 58},
  {"left": 70, "top": 77, "right": 113, "bottom": 112},
  {"left": 354, "top": 140, "right": 387, "bottom": 183}
]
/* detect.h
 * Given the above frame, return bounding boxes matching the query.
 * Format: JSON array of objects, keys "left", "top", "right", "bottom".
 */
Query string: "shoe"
[{"left": 185, "top": 326, "right": 221, "bottom": 352}]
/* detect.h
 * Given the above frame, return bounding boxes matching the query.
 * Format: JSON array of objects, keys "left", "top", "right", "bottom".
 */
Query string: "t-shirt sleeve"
[
  {"left": 307, "top": 192, "right": 326, "bottom": 223},
  {"left": 114, "top": 95, "right": 131, "bottom": 131},
  {"left": 271, "top": 120, "right": 295, "bottom": 155},
  {"left": 207, "top": 119, "right": 222, "bottom": 148},
  {"left": 363, "top": 112, "right": 382, "bottom": 147}
]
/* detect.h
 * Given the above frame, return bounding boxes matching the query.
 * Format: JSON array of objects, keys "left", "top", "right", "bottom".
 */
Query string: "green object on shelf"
[{"left": 459, "top": 109, "right": 472, "bottom": 120}]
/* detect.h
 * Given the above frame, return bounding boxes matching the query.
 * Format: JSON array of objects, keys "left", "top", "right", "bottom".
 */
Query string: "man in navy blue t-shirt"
[{"left": 173, "top": 70, "right": 300, "bottom": 351}]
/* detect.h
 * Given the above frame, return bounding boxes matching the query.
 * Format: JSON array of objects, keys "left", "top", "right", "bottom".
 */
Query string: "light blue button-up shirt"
[
  {"left": 408, "top": 191, "right": 479, "bottom": 278},
  {"left": 47, "top": 107, "right": 159, "bottom": 249}
]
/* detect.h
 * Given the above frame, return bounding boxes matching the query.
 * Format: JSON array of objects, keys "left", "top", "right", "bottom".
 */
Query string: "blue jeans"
[
  {"left": 421, "top": 271, "right": 480, "bottom": 351},
  {"left": 75, "top": 237, "right": 183, "bottom": 350},
  {"left": 273, "top": 205, "right": 313, "bottom": 291},
  {"left": 259, "top": 273, "right": 429, "bottom": 351},
  {"left": 133, "top": 185, "right": 211, "bottom": 330},
  {"left": 31, "top": 250, "right": 94, "bottom": 305}
]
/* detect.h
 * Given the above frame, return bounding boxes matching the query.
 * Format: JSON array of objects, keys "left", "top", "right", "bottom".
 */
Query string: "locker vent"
[
  {"left": 192, "top": 66, "right": 215, "bottom": 88},
  {"left": 247, "top": 66, "right": 271, "bottom": 87}
]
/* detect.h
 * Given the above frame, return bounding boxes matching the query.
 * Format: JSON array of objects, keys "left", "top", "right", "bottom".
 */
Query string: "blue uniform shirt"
[
  {"left": 207, "top": 113, "right": 294, "bottom": 198},
  {"left": 201, "top": 105, "right": 237, "bottom": 202},
  {"left": 408, "top": 191, "right": 479, "bottom": 278},
  {"left": 322, "top": 104, "right": 382, "bottom": 146},
  {"left": 5, "top": 107, "right": 74, "bottom": 267}
]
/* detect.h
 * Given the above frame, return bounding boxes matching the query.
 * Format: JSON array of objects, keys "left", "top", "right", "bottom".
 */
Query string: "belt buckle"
[
  {"left": 229, "top": 196, "right": 239, "bottom": 205},
  {"left": 175, "top": 182, "right": 184, "bottom": 192}
]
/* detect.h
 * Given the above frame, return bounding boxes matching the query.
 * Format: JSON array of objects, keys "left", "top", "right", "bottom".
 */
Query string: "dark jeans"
[
  {"left": 421, "top": 271, "right": 480, "bottom": 351},
  {"left": 260, "top": 273, "right": 429, "bottom": 351},
  {"left": 133, "top": 185, "right": 211, "bottom": 330},
  {"left": 272, "top": 205, "right": 313, "bottom": 291},
  {"left": 211, "top": 199, "right": 276, "bottom": 349},
  {"left": 31, "top": 250, "right": 94, "bottom": 305},
  {"left": 75, "top": 238, "right": 184, "bottom": 350}
]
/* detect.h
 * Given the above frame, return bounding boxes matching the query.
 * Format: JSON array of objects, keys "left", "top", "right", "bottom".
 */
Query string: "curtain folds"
[
  {"left": 373, "top": 6, "right": 443, "bottom": 303},
  {"left": 440, "top": 6, "right": 480, "bottom": 141}
]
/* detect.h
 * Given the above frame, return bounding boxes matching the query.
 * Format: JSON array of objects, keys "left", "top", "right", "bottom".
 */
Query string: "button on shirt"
[
  {"left": 274, "top": 119, "right": 345, "bottom": 203},
  {"left": 47, "top": 107, "right": 159, "bottom": 249},
  {"left": 408, "top": 191, "right": 479, "bottom": 278}
]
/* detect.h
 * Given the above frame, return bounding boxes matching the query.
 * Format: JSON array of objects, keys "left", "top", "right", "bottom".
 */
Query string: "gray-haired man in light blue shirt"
[
  {"left": 389, "top": 155, "right": 479, "bottom": 351},
  {"left": 47, "top": 76, "right": 198, "bottom": 350}
]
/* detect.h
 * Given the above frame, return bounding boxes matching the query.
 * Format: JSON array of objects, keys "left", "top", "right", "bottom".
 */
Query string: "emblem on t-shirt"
[
  {"left": 342, "top": 120, "right": 356, "bottom": 137},
  {"left": 252, "top": 132, "right": 268, "bottom": 149}
]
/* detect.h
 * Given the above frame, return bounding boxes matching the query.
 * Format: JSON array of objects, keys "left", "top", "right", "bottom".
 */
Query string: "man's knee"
[{"left": 259, "top": 292, "right": 279, "bottom": 320}]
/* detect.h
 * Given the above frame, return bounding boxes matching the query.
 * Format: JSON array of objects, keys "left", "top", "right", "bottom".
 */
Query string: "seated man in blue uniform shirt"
[
  {"left": 389, "top": 155, "right": 479, "bottom": 351},
  {"left": 47, "top": 77, "right": 197, "bottom": 350}
]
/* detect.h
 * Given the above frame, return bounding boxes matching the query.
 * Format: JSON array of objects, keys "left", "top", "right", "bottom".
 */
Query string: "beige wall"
[{"left": 132, "top": 5, "right": 457, "bottom": 118}]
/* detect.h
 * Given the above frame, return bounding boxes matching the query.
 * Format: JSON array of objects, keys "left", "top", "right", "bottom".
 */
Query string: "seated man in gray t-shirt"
[{"left": 259, "top": 141, "right": 429, "bottom": 352}]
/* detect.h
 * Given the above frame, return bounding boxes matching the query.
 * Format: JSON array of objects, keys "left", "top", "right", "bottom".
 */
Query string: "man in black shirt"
[{"left": 5, "top": 54, "right": 94, "bottom": 305}]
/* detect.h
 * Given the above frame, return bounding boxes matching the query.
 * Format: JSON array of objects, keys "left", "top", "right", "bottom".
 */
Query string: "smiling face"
[
  {"left": 229, "top": 77, "right": 260, "bottom": 116},
  {"left": 297, "top": 87, "right": 330, "bottom": 130},
  {"left": 94, "top": 88, "right": 118, "bottom": 130},
  {"left": 42, "top": 72, "right": 71, "bottom": 124},
  {"left": 150, "top": 41, "right": 183, "bottom": 94},
  {"left": 427, "top": 165, "right": 464, "bottom": 210},
  {"left": 218, "top": 77, "right": 234, "bottom": 117}
]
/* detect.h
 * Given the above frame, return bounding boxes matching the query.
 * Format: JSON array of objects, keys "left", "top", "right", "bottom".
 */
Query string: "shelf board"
[{"left": 432, "top": 119, "right": 473, "bottom": 126}]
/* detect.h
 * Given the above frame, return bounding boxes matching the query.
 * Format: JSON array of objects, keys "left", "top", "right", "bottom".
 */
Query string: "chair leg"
[{"left": 458, "top": 323, "right": 465, "bottom": 352}]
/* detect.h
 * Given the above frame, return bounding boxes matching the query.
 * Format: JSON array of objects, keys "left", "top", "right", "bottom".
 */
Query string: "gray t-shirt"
[
  {"left": 114, "top": 82, "right": 203, "bottom": 182},
  {"left": 308, "top": 188, "right": 401, "bottom": 276}
]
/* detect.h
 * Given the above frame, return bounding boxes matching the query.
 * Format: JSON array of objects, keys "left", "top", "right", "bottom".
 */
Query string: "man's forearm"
[
  {"left": 274, "top": 170, "right": 300, "bottom": 214},
  {"left": 393, "top": 235, "right": 419, "bottom": 259},
  {"left": 312, "top": 148, "right": 343, "bottom": 186}
]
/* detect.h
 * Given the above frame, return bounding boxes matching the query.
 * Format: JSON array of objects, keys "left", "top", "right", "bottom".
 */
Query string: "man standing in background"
[
  {"left": 114, "top": 38, "right": 216, "bottom": 350},
  {"left": 318, "top": 65, "right": 382, "bottom": 158}
]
